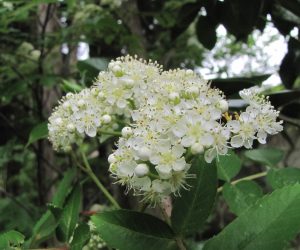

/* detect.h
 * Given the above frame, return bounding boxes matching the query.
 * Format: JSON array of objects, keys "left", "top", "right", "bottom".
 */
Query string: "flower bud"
[
  {"left": 63, "top": 101, "right": 70, "bottom": 109},
  {"left": 98, "top": 91, "right": 105, "bottom": 99},
  {"left": 134, "top": 163, "right": 149, "bottom": 177},
  {"left": 169, "top": 92, "right": 179, "bottom": 101},
  {"left": 191, "top": 143, "right": 204, "bottom": 154},
  {"left": 54, "top": 117, "right": 63, "bottom": 125},
  {"left": 218, "top": 100, "right": 229, "bottom": 113},
  {"left": 102, "top": 114, "right": 112, "bottom": 124},
  {"left": 66, "top": 93, "right": 74, "bottom": 99},
  {"left": 108, "top": 154, "right": 116, "bottom": 164},
  {"left": 122, "top": 126, "right": 133, "bottom": 137},
  {"left": 78, "top": 99, "right": 85, "bottom": 108},
  {"left": 67, "top": 123, "right": 75, "bottom": 132},
  {"left": 186, "top": 69, "right": 194, "bottom": 75},
  {"left": 187, "top": 86, "right": 199, "bottom": 95}
]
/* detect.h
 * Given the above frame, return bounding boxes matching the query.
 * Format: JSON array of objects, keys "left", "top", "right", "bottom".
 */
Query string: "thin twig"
[{"left": 217, "top": 171, "right": 267, "bottom": 193}]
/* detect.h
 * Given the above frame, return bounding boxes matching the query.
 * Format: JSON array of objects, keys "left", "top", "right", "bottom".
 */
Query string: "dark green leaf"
[
  {"left": 0, "top": 230, "right": 24, "bottom": 249},
  {"left": 171, "top": 156, "right": 217, "bottom": 236},
  {"left": 204, "top": 184, "right": 300, "bottom": 250},
  {"left": 57, "top": 185, "right": 82, "bottom": 242},
  {"left": 279, "top": 38, "right": 300, "bottom": 88},
  {"left": 196, "top": 16, "right": 217, "bottom": 50},
  {"left": 91, "top": 210, "right": 177, "bottom": 250},
  {"left": 218, "top": 0, "right": 264, "bottom": 39},
  {"left": 77, "top": 57, "right": 109, "bottom": 82},
  {"left": 267, "top": 168, "right": 300, "bottom": 189},
  {"left": 211, "top": 74, "right": 270, "bottom": 96},
  {"left": 268, "top": 90, "right": 300, "bottom": 108},
  {"left": 223, "top": 180, "right": 263, "bottom": 215},
  {"left": 244, "top": 148, "right": 284, "bottom": 167},
  {"left": 70, "top": 223, "right": 90, "bottom": 250},
  {"left": 52, "top": 168, "right": 76, "bottom": 206},
  {"left": 26, "top": 169, "right": 76, "bottom": 247},
  {"left": 26, "top": 122, "right": 48, "bottom": 147},
  {"left": 217, "top": 150, "right": 242, "bottom": 182}
]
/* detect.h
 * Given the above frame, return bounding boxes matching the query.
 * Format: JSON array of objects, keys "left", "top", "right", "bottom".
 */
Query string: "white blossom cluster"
[{"left": 48, "top": 56, "right": 283, "bottom": 203}]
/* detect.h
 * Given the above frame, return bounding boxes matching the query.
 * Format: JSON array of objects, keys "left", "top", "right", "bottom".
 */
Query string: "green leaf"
[
  {"left": 268, "top": 90, "right": 300, "bottom": 108},
  {"left": 62, "top": 79, "right": 83, "bottom": 93},
  {"left": 0, "top": 230, "right": 24, "bottom": 249},
  {"left": 57, "top": 185, "right": 82, "bottom": 242},
  {"left": 217, "top": 150, "right": 242, "bottom": 182},
  {"left": 244, "top": 148, "right": 284, "bottom": 167},
  {"left": 267, "top": 168, "right": 300, "bottom": 189},
  {"left": 171, "top": 156, "right": 217, "bottom": 236},
  {"left": 91, "top": 210, "right": 177, "bottom": 250},
  {"left": 77, "top": 57, "right": 109, "bottom": 83},
  {"left": 70, "top": 223, "right": 90, "bottom": 250},
  {"left": 222, "top": 180, "right": 263, "bottom": 215},
  {"left": 52, "top": 168, "right": 76, "bottom": 206},
  {"left": 211, "top": 74, "right": 270, "bottom": 96},
  {"left": 26, "top": 169, "right": 76, "bottom": 247},
  {"left": 196, "top": 16, "right": 217, "bottom": 50},
  {"left": 204, "top": 184, "right": 300, "bottom": 250},
  {"left": 26, "top": 122, "right": 48, "bottom": 147}
]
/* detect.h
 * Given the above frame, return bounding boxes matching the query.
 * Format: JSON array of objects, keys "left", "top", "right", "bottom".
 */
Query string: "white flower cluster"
[{"left": 48, "top": 56, "right": 283, "bottom": 203}]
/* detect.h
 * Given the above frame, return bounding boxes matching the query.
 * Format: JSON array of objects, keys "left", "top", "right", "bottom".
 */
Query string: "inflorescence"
[{"left": 48, "top": 55, "right": 283, "bottom": 204}]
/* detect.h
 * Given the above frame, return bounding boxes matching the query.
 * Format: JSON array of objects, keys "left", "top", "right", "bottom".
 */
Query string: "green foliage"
[
  {"left": 204, "top": 184, "right": 300, "bottom": 250},
  {"left": 26, "top": 168, "right": 76, "bottom": 247},
  {"left": 92, "top": 210, "right": 177, "bottom": 250},
  {"left": 70, "top": 223, "right": 91, "bottom": 250},
  {"left": 171, "top": 156, "right": 217, "bottom": 236},
  {"left": 0, "top": 230, "right": 24, "bottom": 249},
  {"left": 244, "top": 148, "right": 284, "bottom": 167},
  {"left": 56, "top": 185, "right": 82, "bottom": 242},
  {"left": 217, "top": 150, "right": 242, "bottom": 182},
  {"left": 267, "top": 168, "right": 300, "bottom": 189},
  {"left": 26, "top": 122, "right": 48, "bottom": 147},
  {"left": 222, "top": 180, "right": 263, "bottom": 215}
]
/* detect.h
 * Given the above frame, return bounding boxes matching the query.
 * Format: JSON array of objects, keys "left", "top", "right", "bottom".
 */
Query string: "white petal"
[
  {"left": 172, "top": 158, "right": 186, "bottom": 171},
  {"left": 231, "top": 135, "right": 244, "bottom": 148},
  {"left": 181, "top": 136, "right": 194, "bottom": 147},
  {"left": 204, "top": 148, "right": 216, "bottom": 163},
  {"left": 257, "top": 130, "right": 267, "bottom": 144},
  {"left": 85, "top": 126, "right": 97, "bottom": 137}
]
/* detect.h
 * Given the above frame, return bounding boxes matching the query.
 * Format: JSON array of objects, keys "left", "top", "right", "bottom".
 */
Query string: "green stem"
[
  {"left": 148, "top": 172, "right": 160, "bottom": 179},
  {"left": 160, "top": 206, "right": 186, "bottom": 250},
  {"left": 217, "top": 171, "right": 267, "bottom": 193},
  {"left": 98, "top": 129, "right": 122, "bottom": 137},
  {"left": 80, "top": 150, "right": 120, "bottom": 209}
]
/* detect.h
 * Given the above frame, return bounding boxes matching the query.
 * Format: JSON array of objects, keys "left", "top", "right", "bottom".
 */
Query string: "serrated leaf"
[
  {"left": 0, "top": 230, "right": 24, "bottom": 249},
  {"left": 267, "top": 168, "right": 300, "bottom": 189},
  {"left": 171, "top": 156, "right": 217, "bottom": 236},
  {"left": 223, "top": 180, "right": 263, "bottom": 215},
  {"left": 57, "top": 185, "right": 82, "bottom": 242},
  {"left": 70, "top": 223, "right": 90, "bottom": 250},
  {"left": 91, "top": 210, "right": 177, "bottom": 250},
  {"left": 244, "top": 148, "right": 284, "bottom": 167},
  {"left": 204, "top": 184, "right": 300, "bottom": 250},
  {"left": 217, "top": 150, "right": 242, "bottom": 181},
  {"left": 26, "top": 122, "right": 48, "bottom": 147}
]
